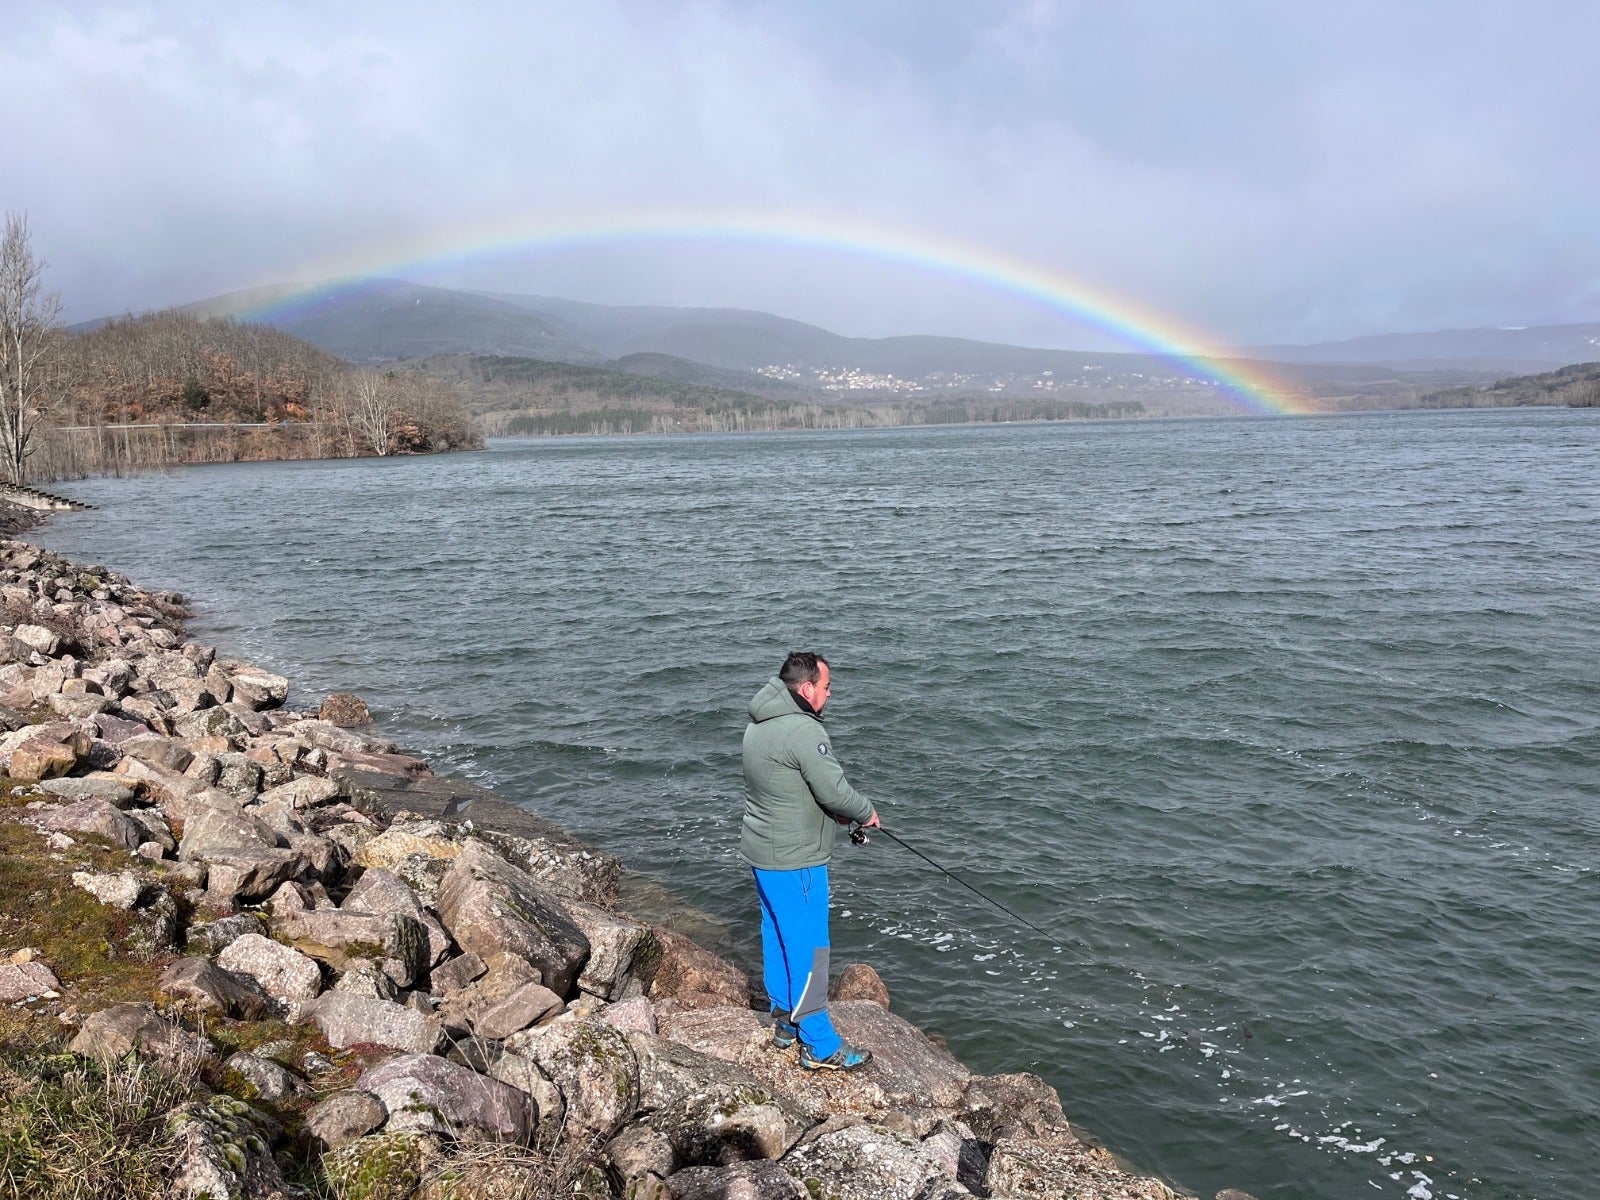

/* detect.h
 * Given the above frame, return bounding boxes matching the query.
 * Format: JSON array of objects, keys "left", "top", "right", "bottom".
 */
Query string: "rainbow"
[{"left": 237, "top": 208, "right": 1306, "bottom": 416}]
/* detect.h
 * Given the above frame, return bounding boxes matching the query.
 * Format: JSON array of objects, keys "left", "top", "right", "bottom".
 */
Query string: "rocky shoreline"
[{"left": 0, "top": 535, "right": 1235, "bottom": 1200}]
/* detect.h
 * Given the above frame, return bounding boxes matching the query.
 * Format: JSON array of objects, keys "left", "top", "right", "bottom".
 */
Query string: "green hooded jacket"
[{"left": 740, "top": 676, "right": 875, "bottom": 870}]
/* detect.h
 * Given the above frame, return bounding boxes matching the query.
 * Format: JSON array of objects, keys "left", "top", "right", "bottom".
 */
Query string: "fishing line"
[{"left": 853, "top": 823, "right": 1060, "bottom": 940}]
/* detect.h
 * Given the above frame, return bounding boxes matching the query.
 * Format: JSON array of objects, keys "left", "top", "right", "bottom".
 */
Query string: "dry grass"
[
  {"left": 416, "top": 1134, "right": 610, "bottom": 1200},
  {"left": 0, "top": 1048, "right": 201, "bottom": 1199}
]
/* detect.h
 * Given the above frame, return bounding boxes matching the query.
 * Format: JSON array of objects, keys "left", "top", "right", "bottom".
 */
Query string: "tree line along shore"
[{"left": 0, "top": 533, "right": 1278, "bottom": 1200}]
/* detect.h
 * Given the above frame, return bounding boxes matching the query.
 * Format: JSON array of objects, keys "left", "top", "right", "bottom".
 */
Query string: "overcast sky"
[{"left": 5, "top": 1, "right": 1598, "bottom": 350}]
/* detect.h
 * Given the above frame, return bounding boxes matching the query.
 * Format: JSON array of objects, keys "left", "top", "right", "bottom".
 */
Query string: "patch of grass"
[
  {"left": 0, "top": 817, "right": 166, "bottom": 1006},
  {"left": 0, "top": 1048, "right": 201, "bottom": 1199}
]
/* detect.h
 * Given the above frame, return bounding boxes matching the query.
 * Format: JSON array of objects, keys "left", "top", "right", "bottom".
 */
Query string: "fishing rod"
[{"left": 851, "top": 823, "right": 1054, "bottom": 939}]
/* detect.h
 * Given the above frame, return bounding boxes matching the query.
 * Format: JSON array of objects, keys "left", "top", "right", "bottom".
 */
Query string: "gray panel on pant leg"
[{"left": 793, "top": 946, "right": 831, "bottom": 1020}]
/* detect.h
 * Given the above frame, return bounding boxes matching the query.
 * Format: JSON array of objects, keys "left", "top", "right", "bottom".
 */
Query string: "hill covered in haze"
[{"left": 100, "top": 278, "right": 1600, "bottom": 418}]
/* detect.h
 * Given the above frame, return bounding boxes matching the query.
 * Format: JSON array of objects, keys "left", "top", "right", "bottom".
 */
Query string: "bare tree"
[
  {"left": 0, "top": 213, "right": 64, "bottom": 484},
  {"left": 350, "top": 370, "right": 395, "bottom": 455}
]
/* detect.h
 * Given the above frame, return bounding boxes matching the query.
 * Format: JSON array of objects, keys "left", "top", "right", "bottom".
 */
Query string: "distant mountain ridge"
[
  {"left": 1241, "top": 323, "right": 1600, "bottom": 372},
  {"left": 79, "top": 278, "right": 1600, "bottom": 416}
]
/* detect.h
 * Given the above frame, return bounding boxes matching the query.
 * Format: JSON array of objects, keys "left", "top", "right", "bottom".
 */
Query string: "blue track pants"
[{"left": 752, "top": 865, "right": 840, "bottom": 1059}]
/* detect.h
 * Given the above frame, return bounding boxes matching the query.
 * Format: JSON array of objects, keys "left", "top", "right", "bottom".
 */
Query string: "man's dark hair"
[{"left": 779, "top": 651, "right": 827, "bottom": 689}]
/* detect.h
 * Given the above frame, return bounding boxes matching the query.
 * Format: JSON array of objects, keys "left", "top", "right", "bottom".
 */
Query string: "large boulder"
[
  {"left": 270, "top": 908, "right": 429, "bottom": 987},
  {"left": 312, "top": 992, "right": 443, "bottom": 1055},
  {"left": 656, "top": 1002, "right": 971, "bottom": 1123},
  {"left": 29, "top": 797, "right": 144, "bottom": 850},
  {"left": 6, "top": 736, "right": 83, "bottom": 783},
  {"left": 644, "top": 927, "right": 751, "bottom": 1010},
  {"left": 68, "top": 1003, "right": 215, "bottom": 1067},
  {"left": 342, "top": 866, "right": 452, "bottom": 967},
  {"left": 472, "top": 980, "right": 565, "bottom": 1040},
  {"left": 355, "top": 1053, "right": 535, "bottom": 1144},
  {"left": 504, "top": 1016, "right": 639, "bottom": 1140},
  {"left": 158, "top": 956, "right": 269, "bottom": 1020},
  {"left": 258, "top": 774, "right": 340, "bottom": 810},
  {"left": 780, "top": 1124, "right": 953, "bottom": 1200},
  {"left": 668, "top": 1160, "right": 809, "bottom": 1200},
  {"left": 303, "top": 1090, "right": 387, "bottom": 1151},
  {"left": 225, "top": 663, "right": 290, "bottom": 710},
  {"left": 202, "top": 846, "right": 307, "bottom": 903},
  {"left": 983, "top": 1131, "right": 1176, "bottom": 1200},
  {"left": 167, "top": 1096, "right": 288, "bottom": 1200},
  {"left": 178, "top": 795, "right": 280, "bottom": 857},
  {"left": 629, "top": 1031, "right": 811, "bottom": 1166},
  {"left": 563, "top": 896, "right": 654, "bottom": 1000},
  {"left": 351, "top": 819, "right": 466, "bottom": 897},
  {"left": 216, "top": 933, "right": 323, "bottom": 1018},
  {"left": 434, "top": 840, "right": 590, "bottom": 997}
]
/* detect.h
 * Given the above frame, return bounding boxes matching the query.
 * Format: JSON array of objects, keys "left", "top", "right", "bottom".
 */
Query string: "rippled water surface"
[{"left": 40, "top": 409, "right": 1600, "bottom": 1200}]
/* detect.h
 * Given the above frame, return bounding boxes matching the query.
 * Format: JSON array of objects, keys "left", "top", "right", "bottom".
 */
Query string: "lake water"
[{"left": 37, "top": 408, "right": 1600, "bottom": 1200}]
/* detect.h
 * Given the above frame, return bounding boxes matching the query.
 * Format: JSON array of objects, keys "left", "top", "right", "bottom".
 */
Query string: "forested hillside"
[
  {"left": 33, "top": 312, "right": 483, "bottom": 478},
  {"left": 1420, "top": 361, "right": 1600, "bottom": 409}
]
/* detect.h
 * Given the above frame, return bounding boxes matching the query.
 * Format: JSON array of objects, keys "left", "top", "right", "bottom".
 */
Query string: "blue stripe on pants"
[{"left": 752, "top": 865, "right": 841, "bottom": 1059}]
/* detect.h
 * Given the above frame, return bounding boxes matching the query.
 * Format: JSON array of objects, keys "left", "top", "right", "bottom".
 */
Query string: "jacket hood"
[{"left": 749, "top": 676, "right": 811, "bottom": 723}]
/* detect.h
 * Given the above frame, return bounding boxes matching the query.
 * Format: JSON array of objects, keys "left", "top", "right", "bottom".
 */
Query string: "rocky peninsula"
[{"left": 0, "top": 534, "right": 1237, "bottom": 1200}]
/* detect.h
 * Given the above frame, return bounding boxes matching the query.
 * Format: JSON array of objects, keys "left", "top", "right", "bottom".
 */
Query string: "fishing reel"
[{"left": 850, "top": 825, "right": 870, "bottom": 845}]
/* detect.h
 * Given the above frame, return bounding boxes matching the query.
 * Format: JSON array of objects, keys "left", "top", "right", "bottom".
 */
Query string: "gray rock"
[
  {"left": 124, "top": 805, "right": 176, "bottom": 852},
  {"left": 658, "top": 1002, "right": 971, "bottom": 1118},
  {"left": 429, "top": 951, "right": 487, "bottom": 995},
  {"left": 436, "top": 954, "right": 542, "bottom": 1034},
  {"left": 331, "top": 961, "right": 401, "bottom": 1002},
  {"left": 600, "top": 995, "right": 657, "bottom": 1035},
  {"left": 173, "top": 705, "right": 249, "bottom": 743},
  {"left": 434, "top": 839, "right": 590, "bottom": 996},
  {"left": 183, "top": 751, "right": 222, "bottom": 785},
  {"left": 71, "top": 869, "right": 146, "bottom": 909},
  {"left": 270, "top": 908, "right": 428, "bottom": 987},
  {"left": 355, "top": 1053, "right": 535, "bottom": 1144},
  {"left": 343, "top": 866, "right": 452, "bottom": 967},
  {"left": 121, "top": 733, "right": 195, "bottom": 773},
  {"left": 226, "top": 664, "right": 290, "bottom": 710},
  {"left": 68, "top": 1003, "right": 215, "bottom": 1067},
  {"left": 780, "top": 1124, "right": 952, "bottom": 1200},
  {"left": 319, "top": 692, "right": 371, "bottom": 726},
  {"left": 284, "top": 830, "right": 341, "bottom": 881},
  {"left": 203, "top": 845, "right": 306, "bottom": 903},
  {"left": 258, "top": 775, "right": 340, "bottom": 809},
  {"left": 564, "top": 895, "right": 653, "bottom": 1000},
  {"left": 31, "top": 797, "right": 144, "bottom": 850},
  {"left": 504, "top": 1016, "right": 639, "bottom": 1141},
  {"left": 0, "top": 960, "right": 61, "bottom": 1002},
  {"left": 608, "top": 1122, "right": 677, "bottom": 1183},
  {"left": 215, "top": 752, "right": 264, "bottom": 797},
  {"left": 35, "top": 773, "right": 136, "bottom": 806},
  {"left": 486, "top": 1051, "right": 566, "bottom": 1140},
  {"left": 961, "top": 1071, "right": 1075, "bottom": 1141},
  {"left": 47, "top": 692, "right": 111, "bottom": 719},
  {"left": 983, "top": 1130, "right": 1173, "bottom": 1199},
  {"left": 225, "top": 1051, "right": 302, "bottom": 1100},
  {"left": 643, "top": 928, "right": 751, "bottom": 1010},
  {"left": 303, "top": 1090, "right": 387, "bottom": 1150},
  {"left": 216, "top": 933, "right": 322, "bottom": 1017},
  {"left": 178, "top": 795, "right": 280, "bottom": 857},
  {"left": 445, "top": 1034, "right": 504, "bottom": 1074},
  {"left": 184, "top": 912, "right": 266, "bottom": 956},
  {"left": 920, "top": 1120, "right": 989, "bottom": 1194},
  {"left": 13, "top": 623, "right": 60, "bottom": 654},
  {"left": 312, "top": 991, "right": 443, "bottom": 1054},
  {"left": 167, "top": 1097, "right": 287, "bottom": 1200},
  {"left": 668, "top": 1160, "right": 807, "bottom": 1200},
  {"left": 480, "top": 825, "right": 624, "bottom": 908},
  {"left": 473, "top": 981, "right": 565, "bottom": 1040},
  {"left": 159, "top": 957, "right": 269, "bottom": 1020},
  {"left": 628, "top": 1031, "right": 811, "bottom": 1166}
]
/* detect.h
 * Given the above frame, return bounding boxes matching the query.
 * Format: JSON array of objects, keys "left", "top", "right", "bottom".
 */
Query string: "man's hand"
[{"left": 862, "top": 810, "right": 881, "bottom": 829}]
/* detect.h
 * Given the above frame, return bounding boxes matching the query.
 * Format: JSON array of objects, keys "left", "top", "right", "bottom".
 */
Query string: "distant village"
[{"left": 754, "top": 362, "right": 1218, "bottom": 396}]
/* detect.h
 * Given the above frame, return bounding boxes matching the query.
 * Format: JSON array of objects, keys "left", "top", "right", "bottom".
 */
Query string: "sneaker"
[
  {"left": 799, "top": 1041, "right": 873, "bottom": 1071},
  {"left": 770, "top": 1009, "right": 798, "bottom": 1050}
]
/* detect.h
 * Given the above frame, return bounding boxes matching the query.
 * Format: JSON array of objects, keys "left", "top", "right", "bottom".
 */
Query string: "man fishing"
[{"left": 741, "top": 651, "right": 880, "bottom": 1071}]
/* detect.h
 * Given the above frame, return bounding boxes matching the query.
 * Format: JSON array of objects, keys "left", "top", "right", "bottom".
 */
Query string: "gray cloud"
[{"left": 4, "top": 1, "right": 1597, "bottom": 348}]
